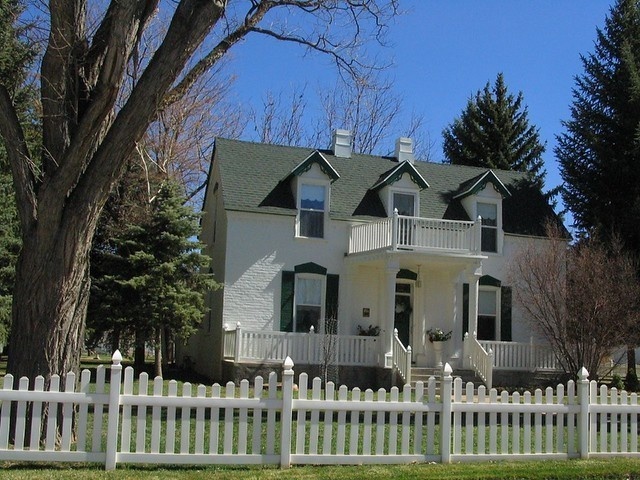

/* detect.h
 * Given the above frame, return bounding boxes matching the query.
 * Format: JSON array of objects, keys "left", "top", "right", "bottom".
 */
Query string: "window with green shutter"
[{"left": 280, "top": 267, "right": 339, "bottom": 333}]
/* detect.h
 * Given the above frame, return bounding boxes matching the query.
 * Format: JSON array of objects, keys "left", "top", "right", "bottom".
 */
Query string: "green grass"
[{"left": 3, "top": 458, "right": 640, "bottom": 479}]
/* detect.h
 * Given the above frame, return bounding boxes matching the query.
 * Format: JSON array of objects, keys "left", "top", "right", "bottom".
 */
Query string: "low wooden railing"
[
  {"left": 480, "top": 339, "right": 560, "bottom": 371},
  {"left": 463, "top": 332, "right": 494, "bottom": 389},
  {"left": 223, "top": 324, "right": 380, "bottom": 366},
  {"left": 348, "top": 211, "right": 482, "bottom": 255},
  {"left": 391, "top": 328, "right": 412, "bottom": 385}
]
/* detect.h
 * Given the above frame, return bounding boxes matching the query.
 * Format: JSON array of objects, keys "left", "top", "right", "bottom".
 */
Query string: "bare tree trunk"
[
  {"left": 7, "top": 224, "right": 91, "bottom": 386},
  {"left": 110, "top": 328, "right": 121, "bottom": 356},
  {"left": 154, "top": 327, "right": 162, "bottom": 378},
  {"left": 627, "top": 346, "right": 639, "bottom": 390},
  {"left": 134, "top": 329, "right": 146, "bottom": 374}
]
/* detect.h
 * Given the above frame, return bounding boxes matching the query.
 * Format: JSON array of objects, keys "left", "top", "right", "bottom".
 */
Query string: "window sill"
[{"left": 295, "top": 235, "right": 328, "bottom": 243}]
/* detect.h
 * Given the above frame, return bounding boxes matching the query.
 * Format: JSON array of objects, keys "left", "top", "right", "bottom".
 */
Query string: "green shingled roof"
[{"left": 211, "top": 137, "right": 560, "bottom": 236}]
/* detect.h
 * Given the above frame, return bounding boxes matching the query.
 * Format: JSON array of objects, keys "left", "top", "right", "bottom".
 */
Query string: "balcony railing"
[{"left": 348, "top": 211, "right": 482, "bottom": 255}]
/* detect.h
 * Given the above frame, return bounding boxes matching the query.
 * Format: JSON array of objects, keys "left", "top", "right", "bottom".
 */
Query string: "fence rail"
[{"left": 0, "top": 353, "right": 638, "bottom": 471}]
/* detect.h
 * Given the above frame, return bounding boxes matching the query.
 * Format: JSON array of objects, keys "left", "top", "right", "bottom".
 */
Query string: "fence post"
[
  {"left": 105, "top": 350, "right": 123, "bottom": 471},
  {"left": 308, "top": 326, "right": 315, "bottom": 364},
  {"left": 440, "top": 362, "right": 453, "bottom": 464},
  {"left": 234, "top": 322, "right": 242, "bottom": 362},
  {"left": 406, "top": 346, "right": 412, "bottom": 385},
  {"left": 473, "top": 215, "right": 482, "bottom": 253},
  {"left": 462, "top": 332, "right": 469, "bottom": 368},
  {"left": 280, "top": 356, "right": 295, "bottom": 468},
  {"left": 392, "top": 208, "right": 399, "bottom": 250},
  {"left": 577, "top": 367, "right": 590, "bottom": 459},
  {"left": 487, "top": 349, "right": 494, "bottom": 390}
]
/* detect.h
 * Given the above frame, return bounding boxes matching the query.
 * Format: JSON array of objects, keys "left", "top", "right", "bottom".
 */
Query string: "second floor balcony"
[{"left": 348, "top": 212, "right": 483, "bottom": 256}]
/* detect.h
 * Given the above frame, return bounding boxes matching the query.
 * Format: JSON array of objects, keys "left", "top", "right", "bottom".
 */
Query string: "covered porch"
[{"left": 222, "top": 323, "right": 560, "bottom": 389}]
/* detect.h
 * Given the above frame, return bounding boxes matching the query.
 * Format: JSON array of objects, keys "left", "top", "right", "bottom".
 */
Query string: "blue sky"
[{"left": 226, "top": 1, "right": 614, "bottom": 219}]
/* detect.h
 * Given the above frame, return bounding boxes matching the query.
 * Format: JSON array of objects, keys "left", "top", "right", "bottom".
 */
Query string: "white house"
[{"left": 181, "top": 132, "right": 564, "bottom": 388}]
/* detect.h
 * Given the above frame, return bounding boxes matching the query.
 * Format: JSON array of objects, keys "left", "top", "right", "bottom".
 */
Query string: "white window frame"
[
  {"left": 386, "top": 187, "right": 419, "bottom": 218},
  {"left": 293, "top": 273, "right": 326, "bottom": 333},
  {"left": 477, "top": 286, "right": 501, "bottom": 341},
  {"left": 475, "top": 199, "right": 502, "bottom": 254},
  {"left": 296, "top": 178, "right": 330, "bottom": 239}
]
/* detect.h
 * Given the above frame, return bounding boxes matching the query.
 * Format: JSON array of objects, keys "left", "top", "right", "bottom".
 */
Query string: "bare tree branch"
[
  {"left": 0, "top": 85, "right": 37, "bottom": 228},
  {"left": 508, "top": 223, "right": 640, "bottom": 378}
]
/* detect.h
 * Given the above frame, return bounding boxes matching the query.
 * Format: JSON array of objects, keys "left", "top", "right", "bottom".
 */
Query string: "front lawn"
[{"left": 3, "top": 458, "right": 640, "bottom": 479}]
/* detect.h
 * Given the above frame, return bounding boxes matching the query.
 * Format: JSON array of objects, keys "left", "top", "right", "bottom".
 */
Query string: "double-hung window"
[
  {"left": 299, "top": 184, "right": 326, "bottom": 238},
  {"left": 294, "top": 276, "right": 323, "bottom": 332},
  {"left": 477, "top": 288, "right": 499, "bottom": 340},
  {"left": 477, "top": 202, "right": 498, "bottom": 253}
]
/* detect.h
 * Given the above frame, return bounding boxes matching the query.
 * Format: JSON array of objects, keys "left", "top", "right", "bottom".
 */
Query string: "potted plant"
[
  {"left": 427, "top": 328, "right": 452, "bottom": 368},
  {"left": 427, "top": 328, "right": 452, "bottom": 342}
]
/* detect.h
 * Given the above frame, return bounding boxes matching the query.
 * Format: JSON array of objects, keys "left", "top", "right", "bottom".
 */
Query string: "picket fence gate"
[{"left": 0, "top": 351, "right": 640, "bottom": 471}]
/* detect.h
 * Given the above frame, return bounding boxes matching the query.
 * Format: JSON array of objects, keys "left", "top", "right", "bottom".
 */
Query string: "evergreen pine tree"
[
  {"left": 557, "top": 0, "right": 640, "bottom": 250},
  {"left": 89, "top": 179, "right": 217, "bottom": 376},
  {"left": 556, "top": 0, "right": 640, "bottom": 390},
  {"left": 443, "top": 73, "right": 547, "bottom": 188}
]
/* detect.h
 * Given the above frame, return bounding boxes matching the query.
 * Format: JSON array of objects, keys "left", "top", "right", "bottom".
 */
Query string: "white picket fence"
[{"left": 0, "top": 352, "right": 639, "bottom": 471}]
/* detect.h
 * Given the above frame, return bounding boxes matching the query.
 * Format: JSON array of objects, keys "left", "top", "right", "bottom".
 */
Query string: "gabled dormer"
[
  {"left": 285, "top": 151, "right": 340, "bottom": 239},
  {"left": 454, "top": 170, "right": 510, "bottom": 254},
  {"left": 370, "top": 161, "right": 429, "bottom": 218}
]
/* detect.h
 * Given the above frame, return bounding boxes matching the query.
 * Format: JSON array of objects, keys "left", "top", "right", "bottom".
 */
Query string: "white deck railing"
[
  {"left": 463, "top": 332, "right": 494, "bottom": 389},
  {"left": 348, "top": 211, "right": 482, "bottom": 255},
  {"left": 480, "top": 340, "right": 560, "bottom": 371},
  {"left": 223, "top": 324, "right": 379, "bottom": 366},
  {"left": 391, "top": 328, "right": 412, "bottom": 384}
]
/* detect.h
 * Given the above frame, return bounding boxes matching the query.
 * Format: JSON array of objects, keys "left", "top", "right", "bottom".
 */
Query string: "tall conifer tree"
[
  {"left": 557, "top": 0, "right": 640, "bottom": 389},
  {"left": 443, "top": 73, "right": 547, "bottom": 188},
  {"left": 89, "top": 179, "right": 217, "bottom": 377},
  {"left": 557, "top": 0, "right": 640, "bottom": 250}
]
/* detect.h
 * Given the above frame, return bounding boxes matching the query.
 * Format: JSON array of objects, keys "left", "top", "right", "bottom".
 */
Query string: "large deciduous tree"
[
  {"left": 0, "top": 0, "right": 398, "bottom": 384},
  {"left": 556, "top": 0, "right": 640, "bottom": 386},
  {"left": 442, "top": 73, "right": 547, "bottom": 187},
  {"left": 0, "top": 0, "right": 37, "bottom": 351}
]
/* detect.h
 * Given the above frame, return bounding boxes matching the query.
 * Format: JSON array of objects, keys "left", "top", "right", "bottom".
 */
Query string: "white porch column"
[
  {"left": 384, "top": 259, "right": 400, "bottom": 367},
  {"left": 466, "top": 262, "right": 482, "bottom": 338},
  {"left": 338, "top": 265, "right": 356, "bottom": 336}
]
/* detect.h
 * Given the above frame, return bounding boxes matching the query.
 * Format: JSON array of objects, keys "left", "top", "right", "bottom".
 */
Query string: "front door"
[{"left": 394, "top": 283, "right": 412, "bottom": 346}]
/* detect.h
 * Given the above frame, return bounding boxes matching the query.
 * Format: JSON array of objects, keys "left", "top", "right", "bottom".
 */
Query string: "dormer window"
[
  {"left": 299, "top": 183, "right": 326, "bottom": 238},
  {"left": 454, "top": 170, "right": 510, "bottom": 255},
  {"left": 477, "top": 202, "right": 498, "bottom": 253},
  {"left": 393, "top": 192, "right": 416, "bottom": 217}
]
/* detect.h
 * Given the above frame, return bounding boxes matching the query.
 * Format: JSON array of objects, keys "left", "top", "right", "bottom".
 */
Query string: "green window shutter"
[
  {"left": 325, "top": 274, "right": 339, "bottom": 334},
  {"left": 280, "top": 271, "right": 294, "bottom": 332},
  {"left": 500, "top": 286, "right": 512, "bottom": 341},
  {"left": 462, "top": 283, "right": 469, "bottom": 339}
]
